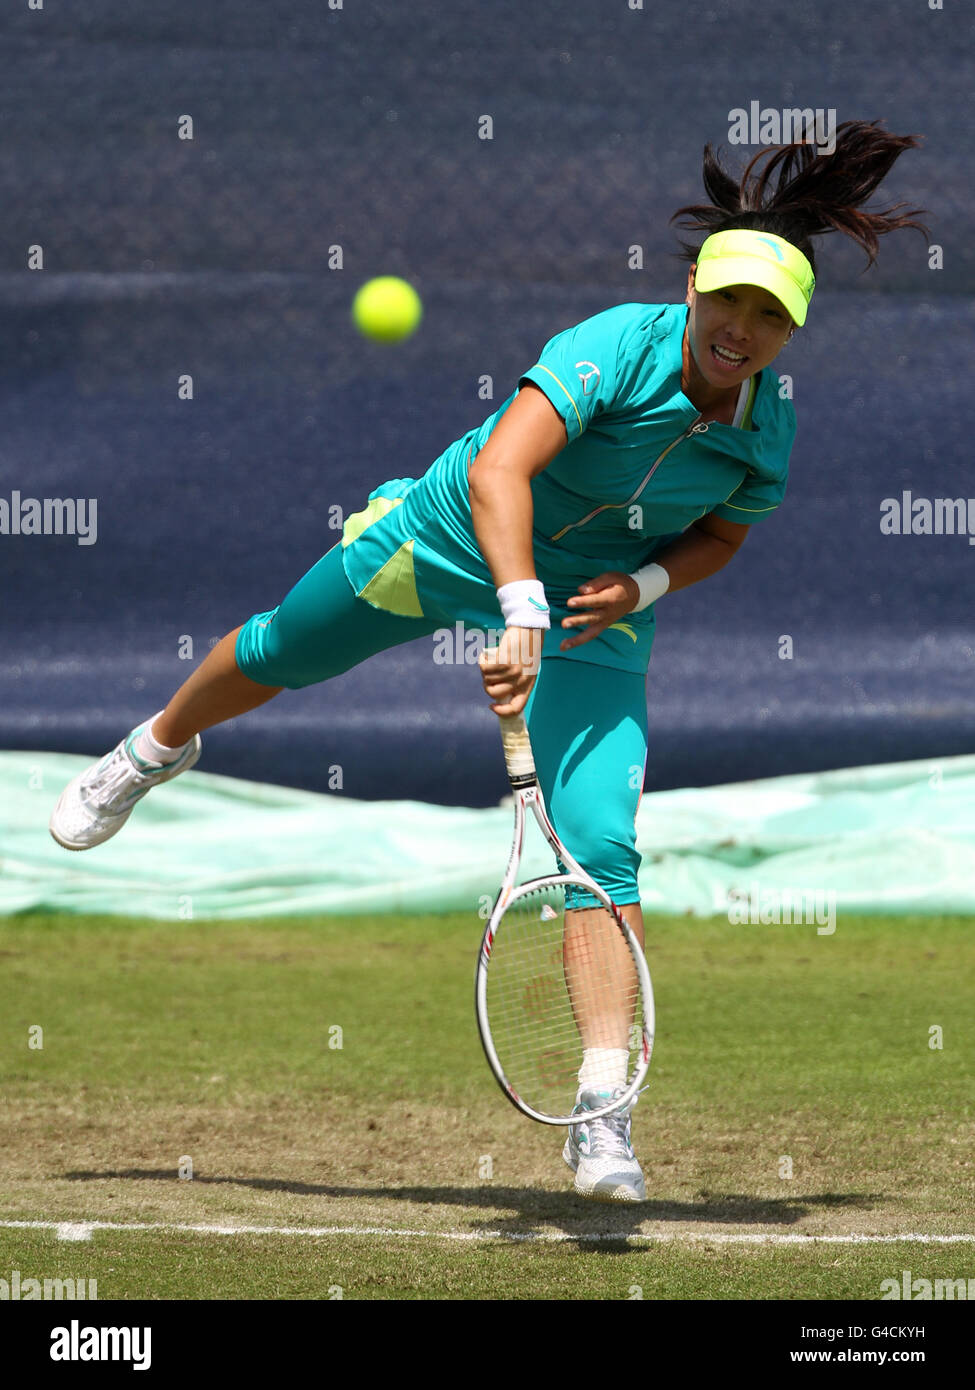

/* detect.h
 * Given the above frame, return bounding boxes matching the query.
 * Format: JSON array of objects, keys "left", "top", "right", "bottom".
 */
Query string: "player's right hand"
[{"left": 479, "top": 626, "right": 543, "bottom": 717}]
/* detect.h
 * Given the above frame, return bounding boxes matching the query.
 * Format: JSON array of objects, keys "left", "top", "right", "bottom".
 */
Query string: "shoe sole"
[
  {"left": 565, "top": 1140, "right": 645, "bottom": 1202},
  {"left": 574, "top": 1181, "right": 646, "bottom": 1204},
  {"left": 49, "top": 737, "right": 202, "bottom": 851}
]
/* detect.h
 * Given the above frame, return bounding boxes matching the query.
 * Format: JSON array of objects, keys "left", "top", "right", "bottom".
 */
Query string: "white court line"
[{"left": 0, "top": 1220, "right": 973, "bottom": 1246}]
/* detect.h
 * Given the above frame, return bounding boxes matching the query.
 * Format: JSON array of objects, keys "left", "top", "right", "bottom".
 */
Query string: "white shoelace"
[
  {"left": 82, "top": 744, "right": 149, "bottom": 813},
  {"left": 587, "top": 1109, "right": 633, "bottom": 1159}
]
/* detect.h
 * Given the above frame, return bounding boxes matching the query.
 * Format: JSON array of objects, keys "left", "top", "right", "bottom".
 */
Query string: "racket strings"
[{"left": 484, "top": 882, "right": 644, "bottom": 1116}]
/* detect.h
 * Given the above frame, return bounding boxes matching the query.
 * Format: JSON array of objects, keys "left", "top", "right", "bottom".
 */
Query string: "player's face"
[{"left": 684, "top": 266, "right": 795, "bottom": 391}]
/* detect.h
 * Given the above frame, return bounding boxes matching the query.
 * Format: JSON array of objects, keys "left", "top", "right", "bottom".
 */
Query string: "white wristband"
[
  {"left": 497, "top": 579, "right": 551, "bottom": 629},
  {"left": 629, "top": 562, "right": 670, "bottom": 612}
]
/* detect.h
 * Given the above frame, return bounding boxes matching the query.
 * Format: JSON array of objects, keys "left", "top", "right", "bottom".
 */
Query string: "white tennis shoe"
[
  {"left": 563, "top": 1088, "right": 646, "bottom": 1203},
  {"left": 49, "top": 722, "right": 201, "bottom": 851}
]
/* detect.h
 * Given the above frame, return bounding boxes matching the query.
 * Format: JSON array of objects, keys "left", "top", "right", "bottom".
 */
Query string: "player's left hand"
[{"left": 560, "top": 571, "right": 639, "bottom": 651}]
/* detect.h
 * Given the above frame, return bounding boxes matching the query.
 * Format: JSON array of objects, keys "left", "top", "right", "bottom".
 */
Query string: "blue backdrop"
[{"left": 1, "top": 0, "right": 972, "bottom": 805}]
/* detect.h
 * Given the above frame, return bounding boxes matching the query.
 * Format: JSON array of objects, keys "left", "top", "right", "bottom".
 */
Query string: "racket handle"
[{"left": 498, "top": 713, "right": 537, "bottom": 787}]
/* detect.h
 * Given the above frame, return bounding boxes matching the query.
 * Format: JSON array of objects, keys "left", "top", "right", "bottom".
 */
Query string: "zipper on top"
[{"left": 549, "top": 415, "right": 709, "bottom": 542}]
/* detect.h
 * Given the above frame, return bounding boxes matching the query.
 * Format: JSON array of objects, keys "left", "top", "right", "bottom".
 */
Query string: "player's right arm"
[{"left": 469, "top": 382, "right": 567, "bottom": 716}]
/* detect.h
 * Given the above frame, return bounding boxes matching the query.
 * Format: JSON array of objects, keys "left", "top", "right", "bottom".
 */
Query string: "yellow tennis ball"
[{"left": 351, "top": 276, "right": 423, "bottom": 343}]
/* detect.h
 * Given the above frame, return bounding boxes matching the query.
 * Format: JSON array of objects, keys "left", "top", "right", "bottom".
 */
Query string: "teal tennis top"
[{"left": 340, "top": 301, "right": 797, "bottom": 673}]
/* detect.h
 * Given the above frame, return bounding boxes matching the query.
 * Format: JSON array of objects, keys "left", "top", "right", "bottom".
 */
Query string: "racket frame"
[{"left": 475, "top": 714, "right": 655, "bottom": 1126}]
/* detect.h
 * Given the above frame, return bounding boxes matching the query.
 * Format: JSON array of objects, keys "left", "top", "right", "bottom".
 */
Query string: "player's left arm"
[
  {"left": 651, "top": 512, "right": 749, "bottom": 591},
  {"left": 559, "top": 513, "right": 749, "bottom": 650}
]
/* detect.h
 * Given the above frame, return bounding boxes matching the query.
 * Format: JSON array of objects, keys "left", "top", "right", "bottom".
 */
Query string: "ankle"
[{"left": 139, "top": 715, "right": 195, "bottom": 762}]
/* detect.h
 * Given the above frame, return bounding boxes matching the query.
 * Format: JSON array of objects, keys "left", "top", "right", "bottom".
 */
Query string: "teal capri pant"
[{"left": 235, "top": 543, "right": 648, "bottom": 910}]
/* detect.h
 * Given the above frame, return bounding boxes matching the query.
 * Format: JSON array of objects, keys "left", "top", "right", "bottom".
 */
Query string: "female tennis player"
[{"left": 50, "top": 120, "right": 926, "bottom": 1202}]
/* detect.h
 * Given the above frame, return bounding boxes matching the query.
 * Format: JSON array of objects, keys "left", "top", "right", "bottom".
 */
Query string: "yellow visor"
[{"left": 693, "top": 229, "right": 815, "bottom": 326}]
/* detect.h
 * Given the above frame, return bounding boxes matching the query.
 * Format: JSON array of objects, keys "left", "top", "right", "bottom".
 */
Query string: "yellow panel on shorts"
[
  {"left": 356, "top": 538, "right": 424, "bottom": 617},
  {"left": 341, "top": 494, "right": 404, "bottom": 547}
]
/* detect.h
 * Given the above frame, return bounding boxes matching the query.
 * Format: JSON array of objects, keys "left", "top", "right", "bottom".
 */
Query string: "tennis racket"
[{"left": 475, "top": 712, "right": 654, "bottom": 1125}]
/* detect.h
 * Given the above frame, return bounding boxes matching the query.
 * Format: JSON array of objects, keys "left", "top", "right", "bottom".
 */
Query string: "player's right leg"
[
  {"left": 49, "top": 543, "right": 441, "bottom": 851},
  {"left": 523, "top": 655, "right": 650, "bottom": 1202}
]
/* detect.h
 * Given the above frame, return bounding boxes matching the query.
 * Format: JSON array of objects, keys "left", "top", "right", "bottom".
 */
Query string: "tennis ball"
[{"left": 351, "top": 276, "right": 423, "bottom": 343}]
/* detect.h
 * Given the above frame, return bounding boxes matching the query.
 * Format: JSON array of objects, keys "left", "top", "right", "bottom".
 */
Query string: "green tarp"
[{"left": 3, "top": 751, "right": 974, "bottom": 920}]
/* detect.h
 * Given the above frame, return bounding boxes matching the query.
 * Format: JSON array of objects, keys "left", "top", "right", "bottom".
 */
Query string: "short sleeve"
[
  {"left": 710, "top": 387, "right": 795, "bottom": 524},
  {"left": 710, "top": 471, "right": 789, "bottom": 523},
  {"left": 517, "top": 305, "right": 647, "bottom": 443}
]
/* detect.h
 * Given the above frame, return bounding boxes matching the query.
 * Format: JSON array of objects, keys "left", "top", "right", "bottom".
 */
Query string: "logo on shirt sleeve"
[{"left": 574, "top": 361, "right": 601, "bottom": 396}]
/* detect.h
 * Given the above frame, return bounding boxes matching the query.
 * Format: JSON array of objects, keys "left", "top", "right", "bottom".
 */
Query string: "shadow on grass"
[{"left": 62, "top": 1169, "right": 882, "bottom": 1245}]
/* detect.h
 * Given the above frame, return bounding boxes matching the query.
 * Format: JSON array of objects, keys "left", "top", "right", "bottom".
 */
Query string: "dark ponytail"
[{"left": 671, "top": 119, "right": 930, "bottom": 278}]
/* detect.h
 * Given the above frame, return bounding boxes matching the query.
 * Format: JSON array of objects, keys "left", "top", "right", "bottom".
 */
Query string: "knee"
[
  {"left": 235, "top": 610, "right": 310, "bottom": 690},
  {"left": 553, "top": 811, "right": 642, "bottom": 909}
]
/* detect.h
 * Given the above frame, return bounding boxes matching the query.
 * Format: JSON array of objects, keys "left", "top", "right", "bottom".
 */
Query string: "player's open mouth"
[{"left": 710, "top": 343, "right": 748, "bottom": 370}]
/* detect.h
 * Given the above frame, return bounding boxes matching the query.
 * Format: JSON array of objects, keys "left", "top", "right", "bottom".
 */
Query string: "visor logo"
[{"left": 756, "top": 236, "right": 785, "bottom": 262}]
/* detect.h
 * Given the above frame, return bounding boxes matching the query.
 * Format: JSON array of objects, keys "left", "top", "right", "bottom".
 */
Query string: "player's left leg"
[
  {"left": 524, "top": 654, "right": 649, "bottom": 1202},
  {"left": 50, "top": 543, "right": 443, "bottom": 850}
]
